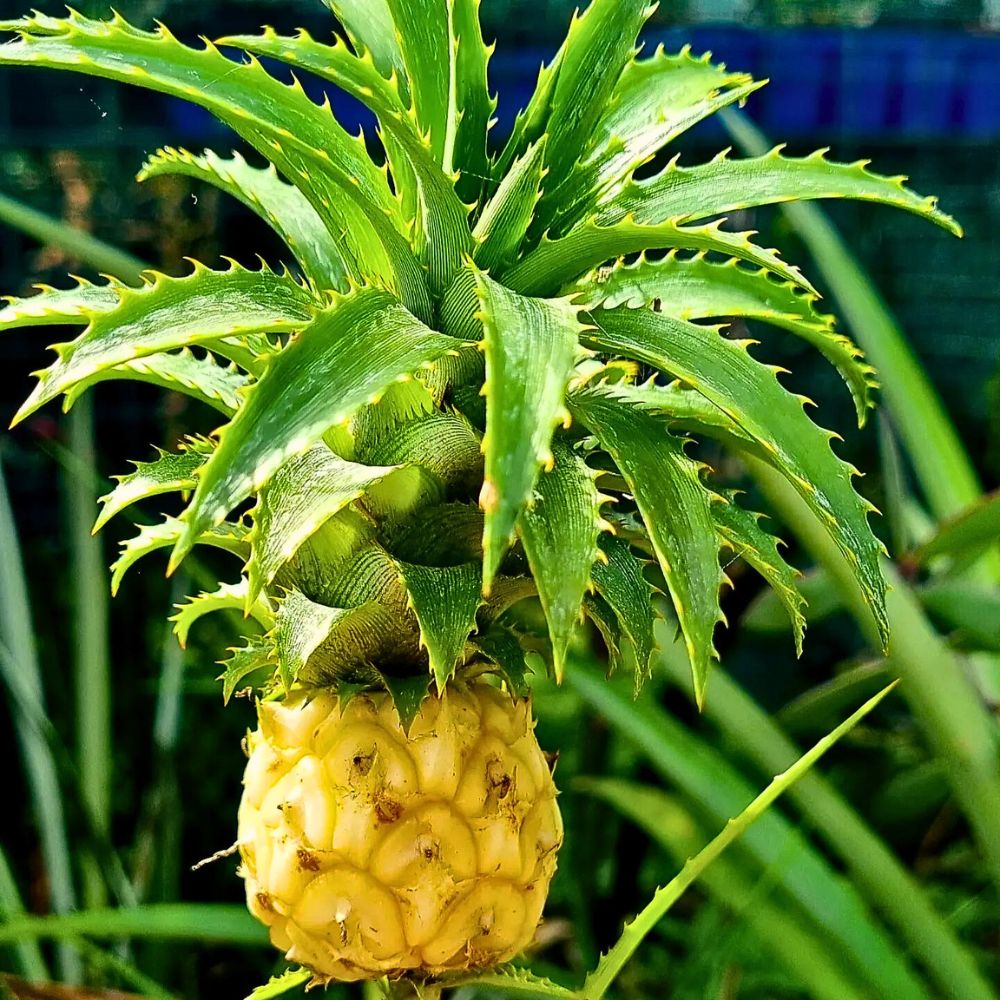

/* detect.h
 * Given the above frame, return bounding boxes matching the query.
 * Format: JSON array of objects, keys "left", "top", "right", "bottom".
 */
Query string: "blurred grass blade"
[
  {"left": 919, "top": 580, "right": 1000, "bottom": 653},
  {"left": 656, "top": 630, "right": 998, "bottom": 1000},
  {"left": 748, "top": 454, "right": 1000, "bottom": 895},
  {"left": 908, "top": 489, "right": 1000, "bottom": 570},
  {"left": 65, "top": 397, "right": 112, "bottom": 910},
  {"left": 0, "top": 843, "right": 49, "bottom": 982},
  {"left": 580, "top": 680, "right": 899, "bottom": 1000},
  {"left": 777, "top": 660, "right": 892, "bottom": 733},
  {"left": 721, "top": 110, "right": 992, "bottom": 563},
  {"left": 569, "top": 662, "right": 930, "bottom": 1000},
  {"left": 0, "top": 187, "right": 146, "bottom": 283},
  {"left": 0, "top": 460, "right": 81, "bottom": 984},
  {"left": 70, "top": 937, "right": 179, "bottom": 1000},
  {"left": 581, "top": 780, "right": 868, "bottom": 1000},
  {"left": 0, "top": 905, "right": 269, "bottom": 947}
]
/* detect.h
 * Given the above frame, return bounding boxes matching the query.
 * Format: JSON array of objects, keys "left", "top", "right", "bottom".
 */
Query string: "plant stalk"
[
  {"left": 748, "top": 454, "right": 1000, "bottom": 894},
  {"left": 657, "top": 632, "right": 997, "bottom": 1000}
]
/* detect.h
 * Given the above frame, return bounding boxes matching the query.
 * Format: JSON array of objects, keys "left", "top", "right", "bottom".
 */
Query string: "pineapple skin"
[{"left": 238, "top": 682, "right": 563, "bottom": 981}]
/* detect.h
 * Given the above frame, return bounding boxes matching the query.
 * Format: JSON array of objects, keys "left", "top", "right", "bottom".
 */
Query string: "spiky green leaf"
[
  {"left": 0, "top": 12, "right": 431, "bottom": 316},
  {"left": 602, "top": 148, "right": 962, "bottom": 235},
  {"left": 474, "top": 137, "right": 547, "bottom": 273},
  {"left": 13, "top": 263, "right": 315, "bottom": 422},
  {"left": 175, "top": 287, "right": 465, "bottom": 566},
  {"left": 219, "top": 28, "right": 472, "bottom": 293},
  {"left": 244, "top": 967, "right": 312, "bottom": 1000},
  {"left": 64, "top": 349, "right": 248, "bottom": 417},
  {"left": 247, "top": 443, "right": 402, "bottom": 603},
  {"left": 592, "top": 534, "right": 657, "bottom": 689},
  {"left": 573, "top": 252, "right": 877, "bottom": 424},
  {"left": 714, "top": 492, "right": 807, "bottom": 653},
  {"left": 95, "top": 441, "right": 211, "bottom": 532},
  {"left": 570, "top": 384, "right": 724, "bottom": 705},
  {"left": 219, "top": 635, "right": 275, "bottom": 704},
  {"left": 586, "top": 306, "right": 889, "bottom": 649},
  {"left": 470, "top": 627, "right": 531, "bottom": 695},
  {"left": 110, "top": 517, "right": 247, "bottom": 596},
  {"left": 138, "top": 147, "right": 347, "bottom": 292},
  {"left": 397, "top": 560, "right": 481, "bottom": 690},
  {"left": 545, "top": 47, "right": 763, "bottom": 235},
  {"left": 473, "top": 268, "right": 584, "bottom": 588},
  {"left": 518, "top": 440, "right": 601, "bottom": 679},
  {"left": 0, "top": 278, "right": 121, "bottom": 331},
  {"left": 504, "top": 216, "right": 812, "bottom": 297},
  {"left": 534, "top": 0, "right": 652, "bottom": 208},
  {"left": 321, "top": 0, "right": 407, "bottom": 93},
  {"left": 449, "top": 0, "right": 495, "bottom": 202},
  {"left": 171, "top": 578, "right": 273, "bottom": 648}
]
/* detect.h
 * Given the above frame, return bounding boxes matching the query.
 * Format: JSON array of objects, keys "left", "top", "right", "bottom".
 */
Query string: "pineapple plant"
[{"left": 0, "top": 0, "right": 960, "bottom": 991}]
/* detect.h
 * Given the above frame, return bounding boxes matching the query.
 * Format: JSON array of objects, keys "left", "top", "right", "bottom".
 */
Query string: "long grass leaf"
[
  {"left": 568, "top": 661, "right": 930, "bottom": 1000},
  {"left": 0, "top": 905, "right": 268, "bottom": 947},
  {"left": 0, "top": 460, "right": 81, "bottom": 983},
  {"left": 0, "top": 188, "right": 146, "bottom": 283},
  {"left": 65, "top": 397, "right": 112, "bottom": 909},
  {"left": 0, "top": 843, "right": 48, "bottom": 981},
  {"left": 581, "top": 779, "right": 868, "bottom": 1000},
  {"left": 747, "top": 454, "right": 1000, "bottom": 895},
  {"left": 580, "top": 680, "right": 899, "bottom": 999},
  {"left": 656, "top": 629, "right": 997, "bottom": 1000}
]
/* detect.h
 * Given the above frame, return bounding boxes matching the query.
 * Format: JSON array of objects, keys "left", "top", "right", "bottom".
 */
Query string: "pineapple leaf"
[
  {"left": 713, "top": 492, "right": 806, "bottom": 654},
  {"left": 243, "top": 967, "right": 311, "bottom": 1000},
  {"left": 321, "top": 0, "right": 407, "bottom": 95},
  {"left": 269, "top": 589, "right": 412, "bottom": 690},
  {"left": 385, "top": 0, "right": 451, "bottom": 163},
  {"left": 174, "top": 287, "right": 466, "bottom": 567},
  {"left": 219, "top": 634, "right": 275, "bottom": 704},
  {"left": 396, "top": 560, "right": 482, "bottom": 691},
  {"left": 535, "top": 0, "right": 653, "bottom": 208},
  {"left": 449, "top": 0, "right": 496, "bottom": 202},
  {"left": 247, "top": 444, "right": 403, "bottom": 604},
  {"left": 545, "top": 49, "right": 764, "bottom": 235},
  {"left": 474, "top": 137, "right": 548, "bottom": 274},
  {"left": 271, "top": 588, "right": 349, "bottom": 692},
  {"left": 13, "top": 262, "right": 316, "bottom": 423},
  {"left": 518, "top": 440, "right": 602, "bottom": 680},
  {"left": 573, "top": 253, "right": 877, "bottom": 424},
  {"left": 111, "top": 517, "right": 248, "bottom": 596},
  {"left": 586, "top": 306, "right": 889, "bottom": 650},
  {"left": 0, "top": 11, "right": 430, "bottom": 315},
  {"left": 358, "top": 411, "right": 483, "bottom": 504},
  {"left": 569, "top": 384, "right": 725, "bottom": 706},
  {"left": 472, "top": 268, "right": 584, "bottom": 589},
  {"left": 592, "top": 534, "right": 657, "bottom": 690},
  {"left": 491, "top": 44, "right": 561, "bottom": 186},
  {"left": 504, "top": 216, "right": 813, "bottom": 296},
  {"left": 219, "top": 28, "right": 472, "bottom": 293},
  {"left": 378, "top": 671, "right": 433, "bottom": 732},
  {"left": 603, "top": 148, "right": 963, "bottom": 235},
  {"left": 0, "top": 277, "right": 121, "bottom": 330},
  {"left": 583, "top": 592, "right": 627, "bottom": 676},
  {"left": 138, "top": 147, "right": 348, "bottom": 292},
  {"left": 64, "top": 349, "right": 248, "bottom": 418},
  {"left": 470, "top": 627, "right": 531, "bottom": 695},
  {"left": 95, "top": 440, "right": 211, "bottom": 532},
  {"left": 171, "top": 578, "right": 273, "bottom": 649}
]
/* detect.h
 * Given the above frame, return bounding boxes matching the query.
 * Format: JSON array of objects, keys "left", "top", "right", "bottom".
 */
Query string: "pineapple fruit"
[
  {"left": 0, "top": 0, "right": 958, "bottom": 988},
  {"left": 240, "top": 684, "right": 560, "bottom": 980}
]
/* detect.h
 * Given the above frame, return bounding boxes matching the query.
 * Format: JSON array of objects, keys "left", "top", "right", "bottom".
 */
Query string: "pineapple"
[{"left": 0, "top": 0, "right": 958, "bottom": 989}]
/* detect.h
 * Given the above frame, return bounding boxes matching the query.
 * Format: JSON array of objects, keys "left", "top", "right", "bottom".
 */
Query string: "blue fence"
[{"left": 157, "top": 27, "right": 1000, "bottom": 144}]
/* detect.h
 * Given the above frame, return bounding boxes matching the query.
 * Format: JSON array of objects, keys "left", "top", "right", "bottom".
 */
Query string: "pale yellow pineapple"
[
  {"left": 239, "top": 684, "right": 560, "bottom": 980},
  {"left": 0, "top": 0, "right": 959, "bottom": 990}
]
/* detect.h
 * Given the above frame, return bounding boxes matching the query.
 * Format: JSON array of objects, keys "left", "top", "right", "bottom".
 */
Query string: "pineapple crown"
[{"left": 0, "top": 2, "right": 959, "bottom": 719}]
